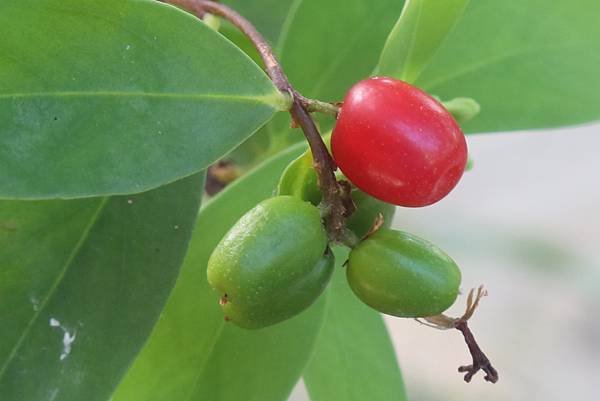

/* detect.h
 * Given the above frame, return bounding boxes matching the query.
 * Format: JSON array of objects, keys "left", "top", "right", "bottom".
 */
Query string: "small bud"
[{"left": 443, "top": 97, "right": 481, "bottom": 124}]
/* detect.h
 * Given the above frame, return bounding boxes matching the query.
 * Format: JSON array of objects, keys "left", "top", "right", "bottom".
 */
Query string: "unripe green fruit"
[
  {"left": 207, "top": 196, "right": 331, "bottom": 329},
  {"left": 277, "top": 150, "right": 396, "bottom": 239},
  {"left": 346, "top": 190, "right": 396, "bottom": 238},
  {"left": 347, "top": 229, "right": 461, "bottom": 317},
  {"left": 277, "top": 150, "right": 321, "bottom": 205}
]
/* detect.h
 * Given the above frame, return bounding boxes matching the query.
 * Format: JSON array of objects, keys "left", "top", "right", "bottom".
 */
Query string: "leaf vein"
[
  {"left": 421, "top": 43, "right": 582, "bottom": 91},
  {"left": 0, "top": 197, "right": 109, "bottom": 380},
  {"left": 401, "top": 0, "right": 424, "bottom": 82},
  {"left": 0, "top": 91, "right": 280, "bottom": 106},
  {"left": 184, "top": 322, "right": 226, "bottom": 401}
]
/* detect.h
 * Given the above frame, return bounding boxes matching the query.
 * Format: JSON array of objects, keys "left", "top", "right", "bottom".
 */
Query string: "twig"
[
  {"left": 419, "top": 286, "right": 499, "bottom": 384},
  {"left": 296, "top": 94, "right": 340, "bottom": 116},
  {"left": 161, "top": 0, "right": 349, "bottom": 239},
  {"left": 456, "top": 320, "right": 498, "bottom": 383}
]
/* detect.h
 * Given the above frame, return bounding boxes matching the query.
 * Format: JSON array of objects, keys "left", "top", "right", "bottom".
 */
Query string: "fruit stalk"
[
  {"left": 421, "top": 286, "right": 499, "bottom": 383},
  {"left": 162, "top": 0, "right": 350, "bottom": 239},
  {"left": 456, "top": 321, "right": 498, "bottom": 383}
]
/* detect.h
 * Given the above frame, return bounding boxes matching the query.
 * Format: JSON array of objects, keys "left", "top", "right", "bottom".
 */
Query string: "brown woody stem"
[
  {"left": 420, "top": 286, "right": 498, "bottom": 384},
  {"left": 162, "top": 0, "right": 349, "bottom": 239},
  {"left": 455, "top": 321, "right": 499, "bottom": 383}
]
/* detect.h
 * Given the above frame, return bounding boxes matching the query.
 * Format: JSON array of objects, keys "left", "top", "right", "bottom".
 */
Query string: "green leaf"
[
  {"left": 0, "top": 0, "right": 285, "bottom": 200},
  {"left": 113, "top": 143, "right": 325, "bottom": 401},
  {"left": 259, "top": 0, "right": 406, "bottom": 152},
  {"left": 223, "top": 0, "right": 297, "bottom": 45},
  {"left": 415, "top": 0, "right": 600, "bottom": 132},
  {"left": 187, "top": 308, "right": 326, "bottom": 401},
  {"left": 217, "top": 1, "right": 299, "bottom": 82},
  {"left": 377, "top": 0, "right": 471, "bottom": 83},
  {"left": 0, "top": 174, "right": 204, "bottom": 401},
  {"left": 304, "top": 248, "right": 406, "bottom": 401},
  {"left": 226, "top": 0, "right": 407, "bottom": 163},
  {"left": 217, "top": 0, "right": 300, "bottom": 168},
  {"left": 219, "top": 21, "right": 264, "bottom": 68},
  {"left": 279, "top": 0, "right": 406, "bottom": 101}
]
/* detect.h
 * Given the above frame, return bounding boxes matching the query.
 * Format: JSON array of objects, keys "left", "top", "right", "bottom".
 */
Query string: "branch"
[
  {"left": 162, "top": 0, "right": 349, "bottom": 239},
  {"left": 418, "top": 286, "right": 499, "bottom": 384},
  {"left": 456, "top": 320, "right": 498, "bottom": 383}
]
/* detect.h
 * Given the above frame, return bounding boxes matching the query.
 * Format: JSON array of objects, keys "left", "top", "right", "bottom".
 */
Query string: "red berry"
[{"left": 331, "top": 77, "right": 468, "bottom": 207}]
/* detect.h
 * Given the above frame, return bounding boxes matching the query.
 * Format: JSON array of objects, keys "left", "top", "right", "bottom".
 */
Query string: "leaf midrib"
[
  {"left": 0, "top": 197, "right": 109, "bottom": 381},
  {"left": 275, "top": 0, "right": 304, "bottom": 57},
  {"left": 309, "top": 8, "right": 392, "bottom": 98},
  {"left": 183, "top": 322, "right": 226, "bottom": 401},
  {"left": 399, "top": 0, "right": 424, "bottom": 82},
  {"left": 0, "top": 91, "right": 280, "bottom": 106},
  {"left": 421, "top": 42, "right": 587, "bottom": 91}
]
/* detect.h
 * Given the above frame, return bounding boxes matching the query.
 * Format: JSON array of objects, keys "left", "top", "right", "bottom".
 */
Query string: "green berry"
[
  {"left": 277, "top": 149, "right": 396, "bottom": 240},
  {"left": 346, "top": 190, "right": 396, "bottom": 238},
  {"left": 276, "top": 150, "right": 321, "bottom": 205},
  {"left": 207, "top": 196, "right": 332, "bottom": 329},
  {"left": 346, "top": 228, "right": 461, "bottom": 317}
]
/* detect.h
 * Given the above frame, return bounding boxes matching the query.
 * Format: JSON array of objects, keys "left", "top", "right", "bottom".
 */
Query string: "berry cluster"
[{"left": 207, "top": 77, "right": 469, "bottom": 329}]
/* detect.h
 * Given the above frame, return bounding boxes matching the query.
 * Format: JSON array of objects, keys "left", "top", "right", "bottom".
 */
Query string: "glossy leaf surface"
[
  {"left": 416, "top": 0, "right": 600, "bottom": 132},
  {"left": 0, "top": 0, "right": 284, "bottom": 199},
  {"left": 0, "top": 174, "right": 204, "bottom": 401},
  {"left": 113, "top": 143, "right": 326, "bottom": 401},
  {"left": 224, "top": 0, "right": 297, "bottom": 45},
  {"left": 258, "top": 0, "right": 406, "bottom": 150},
  {"left": 304, "top": 248, "right": 406, "bottom": 401},
  {"left": 279, "top": 0, "right": 405, "bottom": 101},
  {"left": 377, "top": 0, "right": 471, "bottom": 83}
]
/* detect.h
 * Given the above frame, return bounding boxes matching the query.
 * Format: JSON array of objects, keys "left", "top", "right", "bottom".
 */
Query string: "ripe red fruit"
[{"left": 331, "top": 77, "right": 468, "bottom": 207}]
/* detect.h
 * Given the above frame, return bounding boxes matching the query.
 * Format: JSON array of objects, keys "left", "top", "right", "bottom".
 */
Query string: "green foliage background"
[{"left": 1, "top": 0, "right": 599, "bottom": 400}]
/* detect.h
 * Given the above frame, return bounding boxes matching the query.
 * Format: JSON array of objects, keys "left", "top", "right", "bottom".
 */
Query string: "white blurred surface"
[{"left": 290, "top": 123, "right": 600, "bottom": 401}]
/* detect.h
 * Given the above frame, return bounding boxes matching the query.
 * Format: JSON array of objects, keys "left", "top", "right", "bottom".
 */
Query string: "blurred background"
[{"left": 290, "top": 122, "right": 600, "bottom": 401}]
